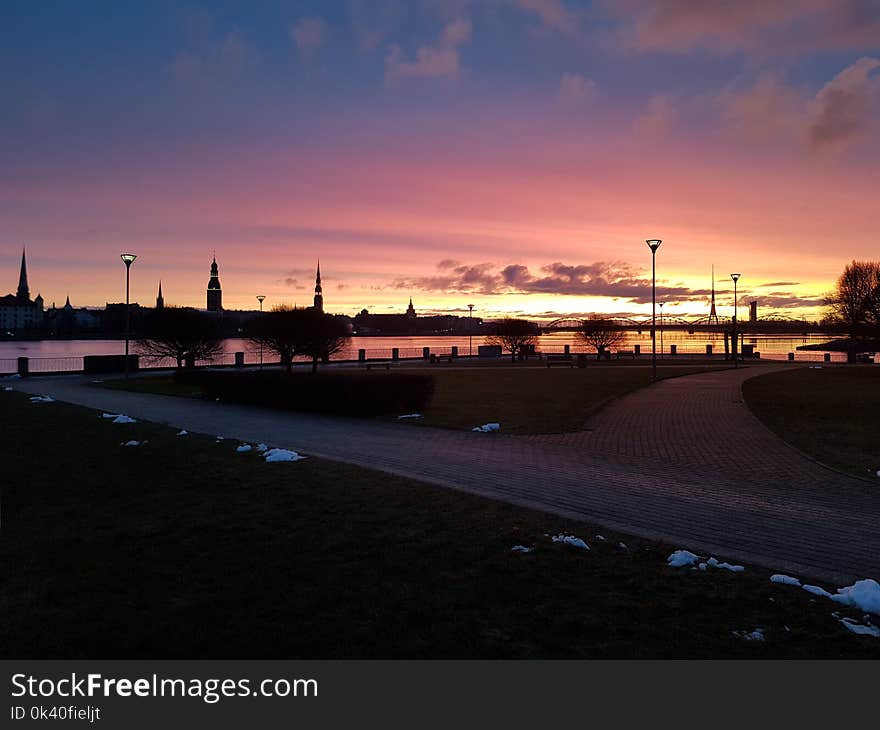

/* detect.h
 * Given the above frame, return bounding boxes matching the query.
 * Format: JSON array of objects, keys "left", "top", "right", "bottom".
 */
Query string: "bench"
[
  {"left": 615, "top": 350, "right": 636, "bottom": 359},
  {"left": 435, "top": 353, "right": 455, "bottom": 363},
  {"left": 546, "top": 353, "right": 573, "bottom": 368},
  {"left": 365, "top": 362, "right": 393, "bottom": 370}
]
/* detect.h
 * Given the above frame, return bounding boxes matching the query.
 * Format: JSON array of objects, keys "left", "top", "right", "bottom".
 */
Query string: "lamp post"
[
  {"left": 256, "top": 295, "right": 266, "bottom": 369},
  {"left": 468, "top": 303, "right": 474, "bottom": 358},
  {"left": 659, "top": 301, "right": 664, "bottom": 358},
  {"left": 120, "top": 253, "right": 137, "bottom": 379},
  {"left": 730, "top": 273, "right": 741, "bottom": 368},
  {"left": 646, "top": 239, "right": 662, "bottom": 381}
]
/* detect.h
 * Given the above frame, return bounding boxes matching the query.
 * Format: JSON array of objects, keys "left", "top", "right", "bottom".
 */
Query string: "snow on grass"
[
  {"left": 667, "top": 550, "right": 699, "bottom": 568},
  {"left": 551, "top": 534, "right": 589, "bottom": 550},
  {"left": 511, "top": 545, "right": 533, "bottom": 554},
  {"left": 236, "top": 444, "right": 253, "bottom": 453},
  {"left": 397, "top": 413, "right": 422, "bottom": 420},
  {"left": 594, "top": 535, "right": 606, "bottom": 541},
  {"left": 733, "top": 628, "right": 765, "bottom": 642},
  {"left": 29, "top": 395, "right": 55, "bottom": 403},
  {"left": 1, "top": 373, "right": 21, "bottom": 379},
  {"left": 122, "top": 440, "right": 145, "bottom": 447},
  {"left": 771, "top": 574, "right": 801, "bottom": 586},
  {"left": 101, "top": 413, "right": 118, "bottom": 419},
  {"left": 618, "top": 542, "right": 628, "bottom": 550},
  {"left": 837, "top": 617, "right": 880, "bottom": 637},
  {"left": 803, "top": 584, "right": 833, "bottom": 598},
  {"left": 3, "top": 386, "right": 13, "bottom": 392},
  {"left": 264, "top": 448, "right": 305, "bottom": 463},
  {"left": 255, "top": 443, "right": 268, "bottom": 453},
  {"left": 471, "top": 422, "right": 500, "bottom": 432},
  {"left": 829, "top": 579, "right": 880, "bottom": 615},
  {"left": 176, "top": 430, "right": 188, "bottom": 436}
]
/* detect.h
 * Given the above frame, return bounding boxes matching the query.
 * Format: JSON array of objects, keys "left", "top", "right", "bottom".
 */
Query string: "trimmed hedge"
[{"left": 175, "top": 369, "right": 434, "bottom": 417}]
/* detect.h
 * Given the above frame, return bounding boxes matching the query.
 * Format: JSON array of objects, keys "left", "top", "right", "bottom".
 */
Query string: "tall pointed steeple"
[
  {"left": 313, "top": 260, "right": 324, "bottom": 312},
  {"left": 156, "top": 280, "right": 164, "bottom": 309},
  {"left": 708, "top": 264, "right": 719, "bottom": 326},
  {"left": 207, "top": 253, "right": 222, "bottom": 311},
  {"left": 17, "top": 248, "right": 29, "bottom": 300}
]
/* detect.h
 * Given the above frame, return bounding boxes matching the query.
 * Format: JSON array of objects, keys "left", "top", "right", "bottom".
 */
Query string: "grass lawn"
[
  {"left": 743, "top": 366, "right": 880, "bottom": 479},
  {"left": 2, "top": 390, "right": 878, "bottom": 658},
  {"left": 408, "top": 364, "right": 733, "bottom": 433},
  {"left": 102, "top": 363, "right": 734, "bottom": 434}
]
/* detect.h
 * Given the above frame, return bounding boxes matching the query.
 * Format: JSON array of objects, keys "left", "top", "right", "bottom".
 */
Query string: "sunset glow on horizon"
[{"left": 2, "top": 1, "right": 879, "bottom": 320}]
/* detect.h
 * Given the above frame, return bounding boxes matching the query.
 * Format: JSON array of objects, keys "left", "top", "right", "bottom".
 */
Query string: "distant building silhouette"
[
  {"left": 406, "top": 297, "right": 416, "bottom": 319},
  {"left": 708, "top": 265, "right": 719, "bottom": 326},
  {"left": 354, "top": 298, "right": 479, "bottom": 335},
  {"left": 749, "top": 300, "right": 757, "bottom": 323},
  {"left": 207, "top": 255, "right": 222, "bottom": 311},
  {"left": 156, "top": 281, "right": 164, "bottom": 310},
  {"left": 313, "top": 261, "right": 323, "bottom": 312},
  {"left": 0, "top": 248, "right": 44, "bottom": 331}
]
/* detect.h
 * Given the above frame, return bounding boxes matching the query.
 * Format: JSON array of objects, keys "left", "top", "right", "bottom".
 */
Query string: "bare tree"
[
  {"left": 824, "top": 260, "right": 880, "bottom": 362},
  {"left": 485, "top": 317, "right": 539, "bottom": 363},
  {"left": 136, "top": 306, "right": 224, "bottom": 369},
  {"left": 246, "top": 306, "right": 350, "bottom": 373},
  {"left": 577, "top": 315, "right": 626, "bottom": 360}
]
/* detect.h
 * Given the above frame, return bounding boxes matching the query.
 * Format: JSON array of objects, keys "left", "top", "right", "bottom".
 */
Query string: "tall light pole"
[
  {"left": 468, "top": 303, "right": 474, "bottom": 358},
  {"left": 646, "top": 239, "right": 662, "bottom": 381},
  {"left": 256, "top": 295, "right": 266, "bottom": 369},
  {"left": 659, "top": 301, "right": 665, "bottom": 358},
  {"left": 120, "top": 253, "right": 137, "bottom": 379},
  {"left": 730, "top": 273, "right": 741, "bottom": 368}
]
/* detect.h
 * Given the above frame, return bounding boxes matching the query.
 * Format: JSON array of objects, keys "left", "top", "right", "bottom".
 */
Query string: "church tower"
[
  {"left": 313, "top": 261, "right": 323, "bottom": 312},
  {"left": 406, "top": 297, "right": 416, "bottom": 318},
  {"left": 17, "top": 248, "right": 29, "bottom": 300},
  {"left": 207, "top": 255, "right": 222, "bottom": 311},
  {"left": 156, "top": 281, "right": 164, "bottom": 309}
]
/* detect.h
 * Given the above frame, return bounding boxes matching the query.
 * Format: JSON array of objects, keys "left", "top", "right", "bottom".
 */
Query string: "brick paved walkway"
[{"left": 11, "top": 366, "right": 879, "bottom": 583}]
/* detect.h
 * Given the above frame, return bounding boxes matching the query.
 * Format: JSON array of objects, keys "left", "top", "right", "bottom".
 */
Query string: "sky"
[{"left": 1, "top": 0, "right": 879, "bottom": 320}]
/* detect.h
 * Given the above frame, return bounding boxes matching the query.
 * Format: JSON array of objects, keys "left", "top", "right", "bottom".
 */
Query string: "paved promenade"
[{"left": 11, "top": 365, "right": 879, "bottom": 583}]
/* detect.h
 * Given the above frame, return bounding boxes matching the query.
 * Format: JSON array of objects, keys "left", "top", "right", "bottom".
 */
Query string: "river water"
[{"left": 0, "top": 331, "right": 845, "bottom": 372}]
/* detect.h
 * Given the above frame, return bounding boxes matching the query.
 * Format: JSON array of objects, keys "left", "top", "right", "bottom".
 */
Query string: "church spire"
[
  {"left": 17, "top": 247, "right": 29, "bottom": 300},
  {"left": 156, "top": 280, "right": 164, "bottom": 309},
  {"left": 708, "top": 264, "right": 718, "bottom": 326},
  {"left": 313, "top": 260, "right": 324, "bottom": 312}
]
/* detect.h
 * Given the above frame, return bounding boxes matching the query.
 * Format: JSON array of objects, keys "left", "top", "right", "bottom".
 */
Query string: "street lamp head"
[
  {"left": 730, "top": 273, "right": 741, "bottom": 282},
  {"left": 468, "top": 303, "right": 474, "bottom": 311},
  {"left": 120, "top": 253, "right": 137, "bottom": 266},
  {"left": 646, "top": 239, "right": 662, "bottom": 252},
  {"left": 256, "top": 295, "right": 266, "bottom": 303}
]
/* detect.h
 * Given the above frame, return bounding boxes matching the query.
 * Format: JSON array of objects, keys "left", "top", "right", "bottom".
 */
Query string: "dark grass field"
[
  {"left": 743, "top": 366, "right": 880, "bottom": 479},
  {"left": 2, "top": 390, "right": 878, "bottom": 658},
  {"left": 103, "top": 362, "right": 736, "bottom": 434}
]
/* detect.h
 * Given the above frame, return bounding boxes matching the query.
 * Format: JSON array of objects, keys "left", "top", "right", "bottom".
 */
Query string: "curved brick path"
[{"left": 11, "top": 366, "right": 879, "bottom": 583}]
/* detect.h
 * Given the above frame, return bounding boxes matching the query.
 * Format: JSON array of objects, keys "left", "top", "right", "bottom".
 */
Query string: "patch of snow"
[
  {"left": 551, "top": 534, "right": 589, "bottom": 550},
  {"left": 397, "top": 413, "right": 422, "bottom": 420},
  {"left": 803, "top": 584, "right": 832, "bottom": 598},
  {"left": 511, "top": 545, "right": 533, "bottom": 554},
  {"left": 101, "top": 413, "right": 119, "bottom": 419},
  {"left": 472, "top": 422, "right": 500, "bottom": 432},
  {"left": 2, "top": 373, "right": 22, "bottom": 379},
  {"left": 838, "top": 617, "right": 880, "bottom": 637},
  {"left": 733, "top": 628, "right": 765, "bottom": 642},
  {"left": 808, "top": 366, "right": 823, "bottom": 370},
  {"left": 255, "top": 443, "right": 268, "bottom": 452},
  {"left": 264, "top": 448, "right": 306, "bottom": 463},
  {"left": 717, "top": 561, "right": 745, "bottom": 572},
  {"left": 215, "top": 436, "right": 224, "bottom": 441},
  {"left": 617, "top": 542, "right": 628, "bottom": 550},
  {"left": 112, "top": 415, "right": 136, "bottom": 424},
  {"left": 698, "top": 562, "right": 708, "bottom": 571},
  {"left": 771, "top": 574, "right": 801, "bottom": 586},
  {"left": 3, "top": 386, "right": 12, "bottom": 392},
  {"left": 667, "top": 550, "right": 699, "bottom": 568},
  {"left": 830, "top": 579, "right": 880, "bottom": 615},
  {"left": 236, "top": 444, "right": 253, "bottom": 453},
  {"left": 122, "top": 440, "right": 143, "bottom": 447},
  {"left": 594, "top": 535, "right": 606, "bottom": 541},
  {"left": 176, "top": 430, "right": 188, "bottom": 436},
  {"left": 30, "top": 395, "right": 55, "bottom": 403}
]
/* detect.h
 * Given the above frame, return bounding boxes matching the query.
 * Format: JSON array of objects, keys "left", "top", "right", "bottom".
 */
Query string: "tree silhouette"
[
  {"left": 136, "top": 306, "right": 224, "bottom": 369},
  {"left": 577, "top": 315, "right": 626, "bottom": 360},
  {"left": 485, "top": 318, "right": 539, "bottom": 363},
  {"left": 825, "top": 260, "right": 880, "bottom": 363},
  {"left": 247, "top": 306, "right": 349, "bottom": 373}
]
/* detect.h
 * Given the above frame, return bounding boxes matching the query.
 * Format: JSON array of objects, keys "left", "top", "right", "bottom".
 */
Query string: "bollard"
[
  {"left": 823, "top": 353, "right": 831, "bottom": 363},
  {"left": 634, "top": 344, "right": 641, "bottom": 356},
  {"left": 564, "top": 344, "right": 570, "bottom": 355},
  {"left": 423, "top": 347, "right": 430, "bottom": 360},
  {"left": 17, "top": 356, "right": 29, "bottom": 376},
  {"left": 358, "top": 349, "right": 366, "bottom": 362},
  {"left": 392, "top": 348, "right": 399, "bottom": 361},
  {"left": 788, "top": 353, "right": 794, "bottom": 361},
  {"left": 234, "top": 352, "right": 244, "bottom": 368},
  {"left": 451, "top": 346, "right": 458, "bottom": 358},
  {"left": 670, "top": 344, "right": 677, "bottom": 356},
  {"left": 706, "top": 344, "right": 713, "bottom": 357}
]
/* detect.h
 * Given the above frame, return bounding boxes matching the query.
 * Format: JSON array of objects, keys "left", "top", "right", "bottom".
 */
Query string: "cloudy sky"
[{"left": 1, "top": 0, "right": 878, "bottom": 319}]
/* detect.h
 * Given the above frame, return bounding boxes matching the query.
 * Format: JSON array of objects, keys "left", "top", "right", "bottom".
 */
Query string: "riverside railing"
[{"left": 0, "top": 346, "right": 854, "bottom": 376}]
